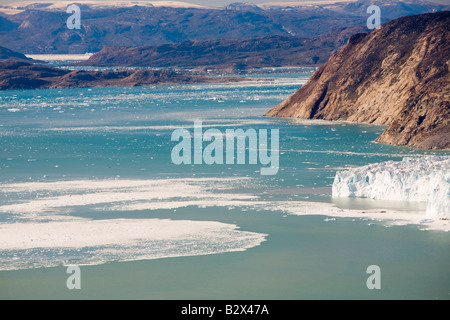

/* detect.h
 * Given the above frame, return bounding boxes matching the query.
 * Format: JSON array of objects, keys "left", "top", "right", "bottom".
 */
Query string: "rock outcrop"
[
  {"left": 0, "top": 46, "right": 35, "bottom": 62},
  {"left": 265, "top": 12, "right": 450, "bottom": 150},
  {"left": 0, "top": 59, "right": 245, "bottom": 90}
]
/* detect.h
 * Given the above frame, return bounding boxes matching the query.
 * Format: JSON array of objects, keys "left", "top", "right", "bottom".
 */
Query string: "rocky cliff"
[{"left": 265, "top": 12, "right": 450, "bottom": 150}]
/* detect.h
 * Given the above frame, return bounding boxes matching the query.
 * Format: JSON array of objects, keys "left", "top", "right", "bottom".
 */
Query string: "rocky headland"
[{"left": 265, "top": 12, "right": 450, "bottom": 150}]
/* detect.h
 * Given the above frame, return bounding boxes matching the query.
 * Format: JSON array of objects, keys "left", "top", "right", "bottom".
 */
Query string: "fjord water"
[{"left": 0, "top": 69, "right": 449, "bottom": 299}]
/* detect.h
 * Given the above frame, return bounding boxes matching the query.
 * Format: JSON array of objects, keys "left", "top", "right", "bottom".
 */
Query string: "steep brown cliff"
[{"left": 265, "top": 12, "right": 450, "bottom": 150}]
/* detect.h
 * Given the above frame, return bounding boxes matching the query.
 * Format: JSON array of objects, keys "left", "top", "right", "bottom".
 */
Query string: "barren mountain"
[
  {"left": 265, "top": 12, "right": 450, "bottom": 150},
  {"left": 80, "top": 26, "right": 366, "bottom": 70},
  {"left": 0, "top": 46, "right": 34, "bottom": 62},
  {"left": 0, "top": 0, "right": 447, "bottom": 54},
  {"left": 0, "top": 58, "right": 245, "bottom": 90}
]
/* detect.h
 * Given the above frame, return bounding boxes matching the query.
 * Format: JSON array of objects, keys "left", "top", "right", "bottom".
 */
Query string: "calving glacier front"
[{"left": 332, "top": 156, "right": 450, "bottom": 219}]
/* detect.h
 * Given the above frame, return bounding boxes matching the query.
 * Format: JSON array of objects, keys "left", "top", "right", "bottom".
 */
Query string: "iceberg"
[{"left": 332, "top": 156, "right": 450, "bottom": 219}]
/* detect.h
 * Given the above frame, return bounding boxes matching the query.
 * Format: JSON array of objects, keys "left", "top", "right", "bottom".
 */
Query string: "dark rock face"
[
  {"left": 0, "top": 59, "right": 245, "bottom": 90},
  {"left": 265, "top": 12, "right": 450, "bottom": 150}
]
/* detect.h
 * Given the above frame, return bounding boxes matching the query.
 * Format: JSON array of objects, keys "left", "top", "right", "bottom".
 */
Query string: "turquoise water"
[{"left": 0, "top": 70, "right": 449, "bottom": 299}]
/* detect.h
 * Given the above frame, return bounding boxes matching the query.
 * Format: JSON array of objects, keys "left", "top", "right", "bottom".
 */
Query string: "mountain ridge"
[{"left": 79, "top": 26, "right": 366, "bottom": 70}]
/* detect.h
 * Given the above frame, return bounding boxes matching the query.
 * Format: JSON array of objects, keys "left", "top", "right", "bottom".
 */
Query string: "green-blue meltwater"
[{"left": 0, "top": 68, "right": 448, "bottom": 299}]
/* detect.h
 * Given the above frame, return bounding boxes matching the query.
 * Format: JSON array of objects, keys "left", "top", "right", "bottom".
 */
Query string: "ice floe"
[{"left": 0, "top": 218, "right": 266, "bottom": 271}]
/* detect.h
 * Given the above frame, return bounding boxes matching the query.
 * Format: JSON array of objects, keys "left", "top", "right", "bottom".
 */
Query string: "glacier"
[{"left": 332, "top": 156, "right": 450, "bottom": 219}]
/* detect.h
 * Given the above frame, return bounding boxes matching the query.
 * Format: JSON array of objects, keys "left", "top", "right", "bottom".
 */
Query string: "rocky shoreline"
[{"left": 0, "top": 59, "right": 247, "bottom": 90}]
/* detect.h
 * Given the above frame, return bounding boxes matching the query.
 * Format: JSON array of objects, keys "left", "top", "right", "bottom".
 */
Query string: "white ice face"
[{"left": 332, "top": 156, "right": 450, "bottom": 219}]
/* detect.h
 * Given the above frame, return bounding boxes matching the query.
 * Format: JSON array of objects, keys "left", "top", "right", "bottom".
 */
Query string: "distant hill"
[
  {"left": 0, "top": 46, "right": 34, "bottom": 61},
  {"left": 0, "top": 59, "right": 245, "bottom": 90},
  {"left": 0, "top": 15, "right": 19, "bottom": 31},
  {"left": 81, "top": 26, "right": 366, "bottom": 69},
  {"left": 0, "top": 0, "right": 448, "bottom": 54},
  {"left": 265, "top": 11, "right": 450, "bottom": 150}
]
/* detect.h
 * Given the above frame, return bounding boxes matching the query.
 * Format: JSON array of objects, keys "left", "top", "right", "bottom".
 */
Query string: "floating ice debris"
[
  {"left": 332, "top": 156, "right": 450, "bottom": 219},
  {"left": 0, "top": 219, "right": 267, "bottom": 271}
]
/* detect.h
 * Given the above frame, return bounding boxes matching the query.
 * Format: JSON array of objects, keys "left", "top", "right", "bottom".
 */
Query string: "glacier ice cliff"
[{"left": 332, "top": 156, "right": 450, "bottom": 219}]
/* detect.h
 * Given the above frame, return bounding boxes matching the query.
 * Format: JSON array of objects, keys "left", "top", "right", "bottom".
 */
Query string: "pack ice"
[{"left": 332, "top": 156, "right": 450, "bottom": 218}]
